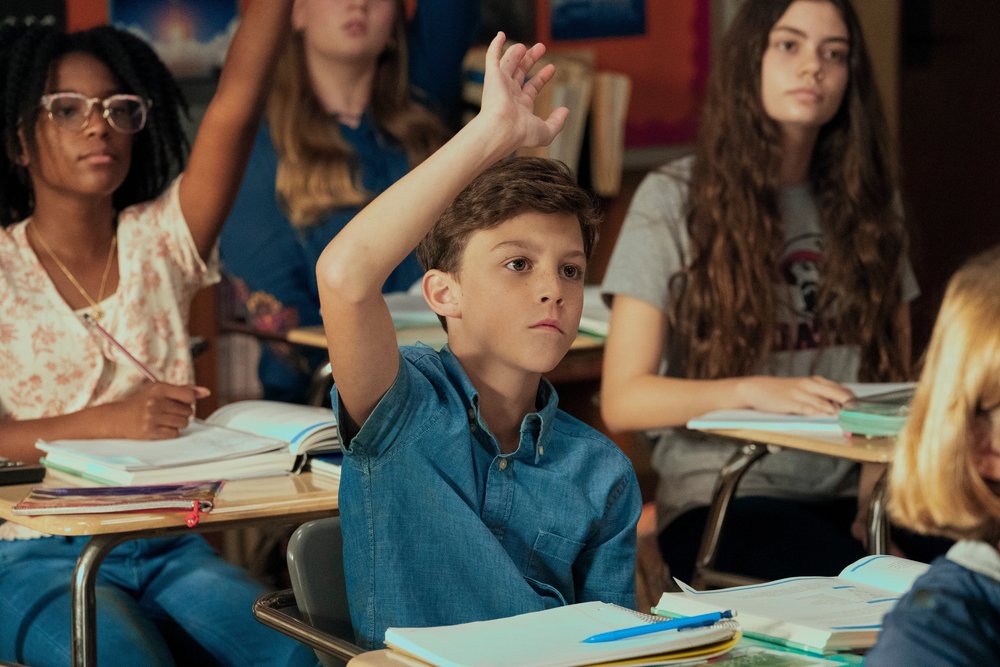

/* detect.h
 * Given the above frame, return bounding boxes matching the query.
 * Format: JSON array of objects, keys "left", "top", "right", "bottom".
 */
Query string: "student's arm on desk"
[
  {"left": 0, "top": 384, "right": 209, "bottom": 462},
  {"left": 599, "top": 294, "right": 854, "bottom": 432},
  {"left": 316, "top": 33, "right": 567, "bottom": 431}
]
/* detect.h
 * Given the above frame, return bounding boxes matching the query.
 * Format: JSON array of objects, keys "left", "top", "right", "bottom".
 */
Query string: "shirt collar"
[
  {"left": 947, "top": 540, "right": 1000, "bottom": 583},
  {"left": 439, "top": 345, "right": 558, "bottom": 462}
]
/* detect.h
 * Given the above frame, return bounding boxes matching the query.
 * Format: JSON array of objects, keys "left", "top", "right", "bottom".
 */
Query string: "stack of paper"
[
  {"left": 653, "top": 555, "right": 928, "bottom": 653},
  {"left": 37, "top": 400, "right": 339, "bottom": 485},
  {"left": 687, "top": 383, "right": 916, "bottom": 433}
]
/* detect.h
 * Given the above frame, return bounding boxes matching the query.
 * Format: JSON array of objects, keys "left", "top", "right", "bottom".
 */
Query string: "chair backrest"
[{"left": 287, "top": 516, "right": 354, "bottom": 666}]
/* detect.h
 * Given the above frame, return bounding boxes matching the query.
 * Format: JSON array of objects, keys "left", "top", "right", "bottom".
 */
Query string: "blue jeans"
[{"left": 0, "top": 533, "right": 317, "bottom": 667}]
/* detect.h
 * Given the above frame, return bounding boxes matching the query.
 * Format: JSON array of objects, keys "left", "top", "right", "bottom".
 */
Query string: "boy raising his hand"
[{"left": 317, "top": 33, "right": 641, "bottom": 649}]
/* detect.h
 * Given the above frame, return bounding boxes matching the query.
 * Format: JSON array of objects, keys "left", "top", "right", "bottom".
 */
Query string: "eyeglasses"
[{"left": 39, "top": 92, "right": 152, "bottom": 134}]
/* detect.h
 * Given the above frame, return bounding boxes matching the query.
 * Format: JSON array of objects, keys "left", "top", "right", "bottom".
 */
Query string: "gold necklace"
[{"left": 30, "top": 221, "right": 117, "bottom": 322}]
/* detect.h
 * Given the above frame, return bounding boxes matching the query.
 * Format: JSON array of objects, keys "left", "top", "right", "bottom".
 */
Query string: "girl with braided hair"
[
  {"left": 0, "top": 4, "right": 316, "bottom": 665},
  {"left": 601, "top": 0, "right": 921, "bottom": 583}
]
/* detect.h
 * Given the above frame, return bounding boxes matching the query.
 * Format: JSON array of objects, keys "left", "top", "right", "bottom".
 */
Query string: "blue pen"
[{"left": 581, "top": 610, "right": 735, "bottom": 644}]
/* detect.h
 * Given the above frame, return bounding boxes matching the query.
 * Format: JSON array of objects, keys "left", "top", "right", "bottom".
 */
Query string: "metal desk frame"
[{"left": 689, "top": 434, "right": 892, "bottom": 589}]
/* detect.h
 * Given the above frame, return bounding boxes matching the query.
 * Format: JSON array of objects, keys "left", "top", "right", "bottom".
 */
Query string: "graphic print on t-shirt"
[{"left": 774, "top": 232, "right": 839, "bottom": 351}]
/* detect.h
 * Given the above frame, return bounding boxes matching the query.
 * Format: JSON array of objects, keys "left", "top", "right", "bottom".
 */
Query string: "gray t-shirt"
[{"left": 602, "top": 156, "right": 919, "bottom": 528}]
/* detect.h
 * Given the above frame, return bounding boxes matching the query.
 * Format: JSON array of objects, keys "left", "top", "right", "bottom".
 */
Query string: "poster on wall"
[
  {"left": 550, "top": 0, "right": 645, "bottom": 41},
  {"left": 110, "top": 0, "right": 239, "bottom": 80},
  {"left": 1, "top": 0, "right": 65, "bottom": 30},
  {"left": 478, "top": 0, "right": 536, "bottom": 44},
  {"left": 538, "top": 0, "right": 710, "bottom": 148}
]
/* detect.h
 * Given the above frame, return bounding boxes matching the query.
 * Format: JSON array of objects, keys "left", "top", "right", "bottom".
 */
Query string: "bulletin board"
[{"left": 536, "top": 0, "right": 711, "bottom": 147}]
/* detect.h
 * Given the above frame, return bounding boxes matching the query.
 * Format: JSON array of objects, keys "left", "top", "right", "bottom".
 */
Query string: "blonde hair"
[
  {"left": 267, "top": 0, "right": 450, "bottom": 227},
  {"left": 890, "top": 245, "right": 1000, "bottom": 542}
]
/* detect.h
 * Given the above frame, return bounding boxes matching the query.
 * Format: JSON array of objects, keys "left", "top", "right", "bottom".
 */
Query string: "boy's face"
[{"left": 447, "top": 212, "right": 586, "bottom": 375}]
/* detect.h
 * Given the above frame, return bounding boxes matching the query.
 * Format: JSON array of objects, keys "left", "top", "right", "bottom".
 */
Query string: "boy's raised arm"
[{"left": 317, "top": 33, "right": 567, "bottom": 430}]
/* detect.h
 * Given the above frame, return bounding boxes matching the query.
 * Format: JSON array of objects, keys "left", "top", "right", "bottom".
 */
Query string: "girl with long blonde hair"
[
  {"left": 867, "top": 246, "right": 1000, "bottom": 664},
  {"left": 220, "top": 0, "right": 478, "bottom": 402}
]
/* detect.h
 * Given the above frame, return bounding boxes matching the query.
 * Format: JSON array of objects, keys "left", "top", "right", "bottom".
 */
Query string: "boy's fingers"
[
  {"left": 524, "top": 63, "right": 556, "bottom": 98},
  {"left": 545, "top": 107, "right": 569, "bottom": 134},
  {"left": 499, "top": 42, "right": 526, "bottom": 77},
  {"left": 486, "top": 31, "right": 505, "bottom": 64},
  {"left": 518, "top": 42, "right": 547, "bottom": 81}
]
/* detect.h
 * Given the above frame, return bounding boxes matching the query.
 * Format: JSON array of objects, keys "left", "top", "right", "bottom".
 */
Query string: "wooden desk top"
[
  {"left": 287, "top": 324, "right": 605, "bottom": 386},
  {"left": 0, "top": 473, "right": 339, "bottom": 537},
  {"left": 287, "top": 324, "right": 604, "bottom": 353},
  {"left": 694, "top": 428, "right": 894, "bottom": 463}
]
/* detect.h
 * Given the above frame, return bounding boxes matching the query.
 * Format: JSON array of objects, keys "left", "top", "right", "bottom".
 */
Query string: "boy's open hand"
[{"left": 478, "top": 32, "right": 568, "bottom": 150}]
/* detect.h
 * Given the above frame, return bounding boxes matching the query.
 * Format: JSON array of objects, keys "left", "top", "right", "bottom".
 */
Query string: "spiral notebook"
[{"left": 383, "top": 601, "right": 739, "bottom": 667}]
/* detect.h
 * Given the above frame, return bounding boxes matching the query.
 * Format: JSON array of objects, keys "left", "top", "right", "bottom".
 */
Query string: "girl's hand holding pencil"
[{"left": 83, "top": 313, "right": 210, "bottom": 440}]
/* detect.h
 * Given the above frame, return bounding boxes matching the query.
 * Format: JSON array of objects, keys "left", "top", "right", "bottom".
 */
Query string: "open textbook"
[
  {"left": 686, "top": 383, "right": 916, "bottom": 433},
  {"left": 653, "top": 555, "right": 929, "bottom": 653},
  {"left": 37, "top": 400, "right": 338, "bottom": 486},
  {"left": 384, "top": 601, "right": 739, "bottom": 667}
]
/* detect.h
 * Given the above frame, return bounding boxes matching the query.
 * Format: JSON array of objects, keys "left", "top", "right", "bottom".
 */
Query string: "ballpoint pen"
[
  {"left": 82, "top": 313, "right": 161, "bottom": 383},
  {"left": 581, "top": 610, "right": 735, "bottom": 644}
]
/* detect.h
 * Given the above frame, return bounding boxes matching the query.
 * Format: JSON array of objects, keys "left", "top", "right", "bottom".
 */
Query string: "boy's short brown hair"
[{"left": 416, "top": 156, "right": 600, "bottom": 274}]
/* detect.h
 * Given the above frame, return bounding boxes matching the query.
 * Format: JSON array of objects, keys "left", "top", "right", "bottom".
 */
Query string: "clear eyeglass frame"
[{"left": 38, "top": 92, "right": 153, "bottom": 134}]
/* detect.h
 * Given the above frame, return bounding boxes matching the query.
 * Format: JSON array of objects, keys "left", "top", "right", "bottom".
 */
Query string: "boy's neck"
[{"left": 456, "top": 350, "right": 542, "bottom": 456}]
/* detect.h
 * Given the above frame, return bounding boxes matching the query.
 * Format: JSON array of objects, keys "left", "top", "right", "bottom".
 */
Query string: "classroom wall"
[{"left": 66, "top": 0, "right": 105, "bottom": 30}]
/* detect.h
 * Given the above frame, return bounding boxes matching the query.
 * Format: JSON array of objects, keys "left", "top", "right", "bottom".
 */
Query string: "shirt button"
[
  {"left": 498, "top": 459, "right": 509, "bottom": 471},
  {"left": 538, "top": 446, "right": 544, "bottom": 456}
]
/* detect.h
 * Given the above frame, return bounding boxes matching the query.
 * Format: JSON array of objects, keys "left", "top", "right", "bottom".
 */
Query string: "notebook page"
[
  {"left": 206, "top": 400, "right": 338, "bottom": 454},
  {"left": 838, "top": 555, "right": 929, "bottom": 595},
  {"left": 384, "top": 601, "right": 734, "bottom": 667},
  {"left": 670, "top": 576, "right": 898, "bottom": 632},
  {"left": 37, "top": 421, "right": 285, "bottom": 470}
]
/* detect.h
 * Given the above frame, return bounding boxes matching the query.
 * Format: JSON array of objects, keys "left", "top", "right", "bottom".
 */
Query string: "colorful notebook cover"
[{"left": 12, "top": 480, "right": 224, "bottom": 521}]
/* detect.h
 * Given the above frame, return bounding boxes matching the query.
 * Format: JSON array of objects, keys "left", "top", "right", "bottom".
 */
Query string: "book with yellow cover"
[{"left": 383, "top": 601, "right": 739, "bottom": 667}]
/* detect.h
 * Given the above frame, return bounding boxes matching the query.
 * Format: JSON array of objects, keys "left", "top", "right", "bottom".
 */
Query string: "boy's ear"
[{"left": 422, "top": 269, "right": 461, "bottom": 320}]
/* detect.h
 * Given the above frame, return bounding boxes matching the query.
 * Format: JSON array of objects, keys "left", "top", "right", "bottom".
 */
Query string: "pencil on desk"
[{"left": 82, "top": 313, "right": 161, "bottom": 383}]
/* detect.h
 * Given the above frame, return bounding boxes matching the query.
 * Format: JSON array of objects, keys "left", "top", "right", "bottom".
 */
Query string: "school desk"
[
  {"left": 685, "top": 427, "right": 894, "bottom": 589},
  {"left": 0, "top": 473, "right": 340, "bottom": 667},
  {"left": 283, "top": 323, "right": 605, "bottom": 405}
]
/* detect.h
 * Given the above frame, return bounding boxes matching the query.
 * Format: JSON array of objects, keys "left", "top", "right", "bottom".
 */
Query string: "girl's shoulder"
[
  {"left": 626, "top": 155, "right": 696, "bottom": 227},
  {"left": 116, "top": 176, "right": 183, "bottom": 235},
  {"left": 634, "top": 155, "right": 695, "bottom": 203},
  {"left": 653, "top": 154, "right": 696, "bottom": 183}
]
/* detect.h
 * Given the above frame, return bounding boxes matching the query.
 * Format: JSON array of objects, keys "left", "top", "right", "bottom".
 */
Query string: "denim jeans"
[{"left": 0, "top": 533, "right": 317, "bottom": 667}]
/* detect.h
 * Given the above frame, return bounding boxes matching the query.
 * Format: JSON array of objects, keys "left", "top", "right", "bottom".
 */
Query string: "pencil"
[{"left": 82, "top": 313, "right": 161, "bottom": 383}]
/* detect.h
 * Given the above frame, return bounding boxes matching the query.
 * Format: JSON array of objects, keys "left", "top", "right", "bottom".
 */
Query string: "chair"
[{"left": 253, "top": 516, "right": 363, "bottom": 667}]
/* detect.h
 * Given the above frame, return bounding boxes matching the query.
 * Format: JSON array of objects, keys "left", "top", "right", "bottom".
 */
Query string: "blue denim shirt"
[
  {"left": 866, "top": 540, "right": 1000, "bottom": 666},
  {"left": 334, "top": 345, "right": 641, "bottom": 649}
]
